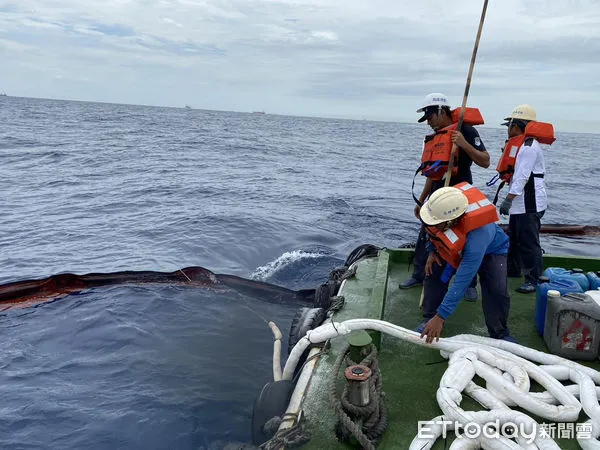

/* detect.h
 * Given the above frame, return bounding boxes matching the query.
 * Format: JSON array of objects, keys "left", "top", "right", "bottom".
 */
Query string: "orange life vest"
[
  {"left": 425, "top": 182, "right": 499, "bottom": 268},
  {"left": 420, "top": 107, "right": 484, "bottom": 180},
  {"left": 496, "top": 121, "right": 555, "bottom": 182}
]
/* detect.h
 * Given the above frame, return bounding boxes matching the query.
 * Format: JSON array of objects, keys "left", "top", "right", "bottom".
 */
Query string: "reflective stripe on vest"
[
  {"left": 495, "top": 121, "right": 555, "bottom": 183},
  {"left": 421, "top": 126, "right": 458, "bottom": 180},
  {"left": 420, "top": 107, "right": 484, "bottom": 181},
  {"left": 426, "top": 182, "right": 499, "bottom": 268}
]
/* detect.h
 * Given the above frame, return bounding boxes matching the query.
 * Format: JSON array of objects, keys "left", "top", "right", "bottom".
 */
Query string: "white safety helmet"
[
  {"left": 420, "top": 187, "right": 468, "bottom": 226},
  {"left": 417, "top": 93, "right": 450, "bottom": 123},
  {"left": 501, "top": 104, "right": 537, "bottom": 126}
]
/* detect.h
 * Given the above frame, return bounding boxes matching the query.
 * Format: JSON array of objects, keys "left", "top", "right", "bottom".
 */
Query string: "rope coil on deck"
[
  {"left": 329, "top": 342, "right": 388, "bottom": 450},
  {"left": 259, "top": 413, "right": 311, "bottom": 450}
]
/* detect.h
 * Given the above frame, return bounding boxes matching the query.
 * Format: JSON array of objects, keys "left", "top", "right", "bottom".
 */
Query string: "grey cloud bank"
[{"left": 1, "top": 0, "right": 599, "bottom": 133}]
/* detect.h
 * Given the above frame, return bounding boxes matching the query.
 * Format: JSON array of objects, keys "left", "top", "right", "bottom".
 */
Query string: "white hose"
[
  {"left": 449, "top": 434, "right": 525, "bottom": 449},
  {"left": 579, "top": 420, "right": 600, "bottom": 450},
  {"left": 267, "top": 321, "right": 283, "bottom": 382},
  {"left": 452, "top": 334, "right": 600, "bottom": 383},
  {"left": 463, "top": 384, "right": 538, "bottom": 450},
  {"left": 282, "top": 318, "right": 600, "bottom": 448},
  {"left": 409, "top": 415, "right": 456, "bottom": 450}
]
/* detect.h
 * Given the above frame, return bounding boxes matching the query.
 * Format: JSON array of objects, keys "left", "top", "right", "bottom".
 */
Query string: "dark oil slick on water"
[{"left": 0, "top": 96, "right": 598, "bottom": 449}]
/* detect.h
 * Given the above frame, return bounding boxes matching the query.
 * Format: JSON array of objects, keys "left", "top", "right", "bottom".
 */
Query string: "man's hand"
[
  {"left": 499, "top": 196, "right": 513, "bottom": 216},
  {"left": 451, "top": 130, "right": 468, "bottom": 149},
  {"left": 420, "top": 315, "right": 445, "bottom": 343},
  {"left": 414, "top": 204, "right": 421, "bottom": 219},
  {"left": 425, "top": 251, "right": 442, "bottom": 276}
]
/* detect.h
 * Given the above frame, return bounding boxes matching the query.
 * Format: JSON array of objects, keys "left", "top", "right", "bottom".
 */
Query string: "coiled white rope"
[{"left": 282, "top": 319, "right": 600, "bottom": 449}]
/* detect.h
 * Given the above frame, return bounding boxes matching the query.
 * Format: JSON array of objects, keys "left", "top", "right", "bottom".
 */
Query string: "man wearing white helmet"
[
  {"left": 497, "top": 104, "right": 548, "bottom": 294},
  {"left": 417, "top": 183, "right": 514, "bottom": 343},
  {"left": 415, "top": 93, "right": 490, "bottom": 184},
  {"left": 400, "top": 92, "right": 490, "bottom": 302}
]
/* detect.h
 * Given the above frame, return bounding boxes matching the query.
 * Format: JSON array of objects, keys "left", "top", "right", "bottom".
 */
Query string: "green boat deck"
[{"left": 298, "top": 248, "right": 600, "bottom": 449}]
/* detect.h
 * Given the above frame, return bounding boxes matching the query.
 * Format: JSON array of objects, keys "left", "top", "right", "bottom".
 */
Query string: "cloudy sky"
[{"left": 1, "top": 0, "right": 599, "bottom": 132}]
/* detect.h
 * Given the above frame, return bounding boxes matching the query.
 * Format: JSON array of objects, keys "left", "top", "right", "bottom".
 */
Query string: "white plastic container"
[{"left": 543, "top": 290, "right": 600, "bottom": 360}]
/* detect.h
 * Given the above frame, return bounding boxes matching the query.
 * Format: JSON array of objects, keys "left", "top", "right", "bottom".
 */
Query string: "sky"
[{"left": 1, "top": 0, "right": 600, "bottom": 133}]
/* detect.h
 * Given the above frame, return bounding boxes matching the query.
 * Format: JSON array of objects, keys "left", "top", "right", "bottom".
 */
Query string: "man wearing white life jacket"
[
  {"left": 400, "top": 93, "right": 490, "bottom": 303},
  {"left": 497, "top": 104, "right": 548, "bottom": 294},
  {"left": 417, "top": 183, "right": 515, "bottom": 344}
]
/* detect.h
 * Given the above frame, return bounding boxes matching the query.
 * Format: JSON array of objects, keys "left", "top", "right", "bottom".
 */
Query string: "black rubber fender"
[
  {"left": 251, "top": 380, "right": 294, "bottom": 445},
  {"left": 314, "top": 279, "right": 340, "bottom": 309},
  {"left": 344, "top": 244, "right": 380, "bottom": 267},
  {"left": 398, "top": 242, "right": 416, "bottom": 249},
  {"left": 328, "top": 266, "right": 348, "bottom": 282},
  {"left": 287, "top": 307, "right": 326, "bottom": 355},
  {"left": 328, "top": 278, "right": 341, "bottom": 296}
]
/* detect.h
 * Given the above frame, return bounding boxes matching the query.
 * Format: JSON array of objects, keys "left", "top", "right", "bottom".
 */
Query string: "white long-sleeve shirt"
[{"left": 508, "top": 137, "right": 547, "bottom": 214}]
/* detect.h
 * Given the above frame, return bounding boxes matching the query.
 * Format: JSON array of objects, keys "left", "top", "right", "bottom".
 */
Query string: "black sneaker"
[
  {"left": 516, "top": 282, "right": 536, "bottom": 294},
  {"left": 464, "top": 287, "right": 478, "bottom": 302},
  {"left": 399, "top": 277, "right": 423, "bottom": 289}
]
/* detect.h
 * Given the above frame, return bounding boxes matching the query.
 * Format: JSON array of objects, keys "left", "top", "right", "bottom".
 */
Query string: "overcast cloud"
[{"left": 1, "top": 0, "right": 599, "bottom": 132}]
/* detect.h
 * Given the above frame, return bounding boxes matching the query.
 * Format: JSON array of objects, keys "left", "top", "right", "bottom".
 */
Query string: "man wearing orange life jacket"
[
  {"left": 497, "top": 104, "right": 552, "bottom": 294},
  {"left": 400, "top": 93, "right": 490, "bottom": 303},
  {"left": 417, "top": 183, "right": 514, "bottom": 343}
]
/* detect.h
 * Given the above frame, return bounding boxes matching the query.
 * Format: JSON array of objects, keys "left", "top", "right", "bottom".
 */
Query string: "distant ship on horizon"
[
  {"left": 0, "top": 91, "right": 7, "bottom": 97},
  {"left": 252, "top": 110, "right": 265, "bottom": 115}
]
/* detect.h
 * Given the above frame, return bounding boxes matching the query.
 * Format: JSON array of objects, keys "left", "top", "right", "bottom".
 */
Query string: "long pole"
[
  {"left": 444, "top": 0, "right": 489, "bottom": 187},
  {"left": 421, "top": 0, "right": 489, "bottom": 310}
]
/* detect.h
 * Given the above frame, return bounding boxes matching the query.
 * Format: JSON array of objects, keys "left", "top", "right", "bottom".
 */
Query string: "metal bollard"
[
  {"left": 344, "top": 365, "right": 372, "bottom": 406},
  {"left": 347, "top": 330, "right": 372, "bottom": 363}
]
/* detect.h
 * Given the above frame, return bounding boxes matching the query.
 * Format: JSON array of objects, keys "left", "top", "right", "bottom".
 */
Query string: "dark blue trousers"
[
  {"left": 508, "top": 211, "right": 545, "bottom": 285},
  {"left": 421, "top": 254, "right": 511, "bottom": 339},
  {"left": 409, "top": 225, "right": 428, "bottom": 282}
]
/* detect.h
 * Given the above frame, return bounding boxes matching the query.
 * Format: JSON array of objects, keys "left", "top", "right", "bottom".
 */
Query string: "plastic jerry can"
[
  {"left": 570, "top": 268, "right": 590, "bottom": 291},
  {"left": 543, "top": 290, "right": 600, "bottom": 360},
  {"left": 587, "top": 272, "right": 600, "bottom": 291},
  {"left": 535, "top": 276, "right": 584, "bottom": 336},
  {"left": 544, "top": 267, "right": 590, "bottom": 290},
  {"left": 543, "top": 267, "right": 571, "bottom": 281}
]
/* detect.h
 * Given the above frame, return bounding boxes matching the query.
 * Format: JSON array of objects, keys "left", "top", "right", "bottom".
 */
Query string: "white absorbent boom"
[{"left": 278, "top": 319, "right": 600, "bottom": 449}]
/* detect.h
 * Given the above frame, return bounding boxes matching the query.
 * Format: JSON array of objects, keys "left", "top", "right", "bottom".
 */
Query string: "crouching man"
[{"left": 417, "top": 183, "right": 516, "bottom": 344}]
